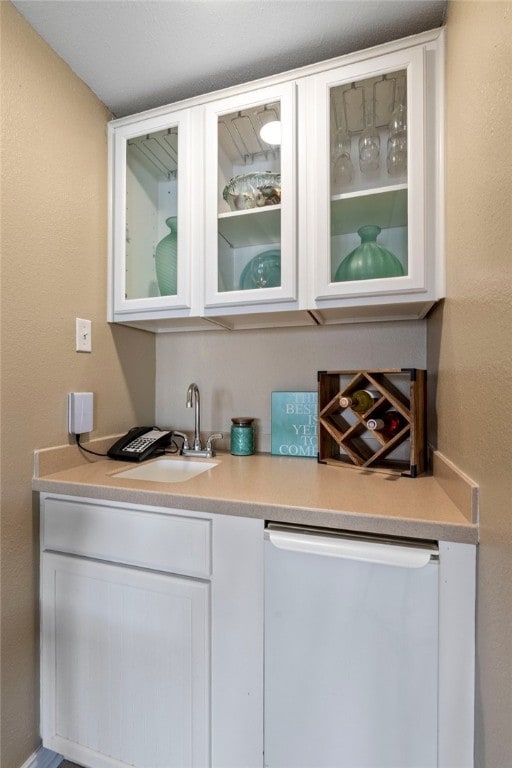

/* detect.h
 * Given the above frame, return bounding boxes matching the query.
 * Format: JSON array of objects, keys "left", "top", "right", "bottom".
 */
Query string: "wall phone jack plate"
[{"left": 68, "top": 392, "right": 94, "bottom": 434}]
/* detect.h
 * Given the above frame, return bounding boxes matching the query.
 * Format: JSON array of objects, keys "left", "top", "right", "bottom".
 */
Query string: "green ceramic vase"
[
  {"left": 335, "top": 224, "right": 404, "bottom": 282},
  {"left": 155, "top": 216, "right": 178, "bottom": 296}
]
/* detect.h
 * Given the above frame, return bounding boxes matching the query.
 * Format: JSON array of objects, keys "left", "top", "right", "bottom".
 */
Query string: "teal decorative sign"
[{"left": 271, "top": 391, "right": 318, "bottom": 458}]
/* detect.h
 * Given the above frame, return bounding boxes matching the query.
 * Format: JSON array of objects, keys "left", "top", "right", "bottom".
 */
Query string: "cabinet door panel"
[
  {"left": 264, "top": 541, "right": 438, "bottom": 768},
  {"left": 309, "top": 46, "right": 428, "bottom": 303},
  {"left": 42, "top": 496, "right": 212, "bottom": 578},
  {"left": 110, "top": 109, "right": 194, "bottom": 317},
  {"left": 204, "top": 82, "right": 297, "bottom": 311},
  {"left": 41, "top": 553, "right": 209, "bottom": 768}
]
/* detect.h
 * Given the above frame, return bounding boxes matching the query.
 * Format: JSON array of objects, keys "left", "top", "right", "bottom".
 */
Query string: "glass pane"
[
  {"left": 217, "top": 101, "right": 282, "bottom": 293},
  {"left": 329, "top": 70, "right": 408, "bottom": 282},
  {"left": 125, "top": 127, "right": 179, "bottom": 300}
]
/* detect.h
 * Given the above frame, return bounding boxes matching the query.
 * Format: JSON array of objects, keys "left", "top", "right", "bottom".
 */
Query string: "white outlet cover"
[{"left": 68, "top": 392, "right": 94, "bottom": 434}]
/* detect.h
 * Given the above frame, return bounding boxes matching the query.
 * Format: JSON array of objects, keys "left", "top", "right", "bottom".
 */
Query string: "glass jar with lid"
[{"left": 230, "top": 418, "right": 255, "bottom": 456}]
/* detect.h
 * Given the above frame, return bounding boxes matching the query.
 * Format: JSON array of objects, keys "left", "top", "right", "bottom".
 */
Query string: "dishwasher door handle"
[{"left": 266, "top": 528, "right": 437, "bottom": 568}]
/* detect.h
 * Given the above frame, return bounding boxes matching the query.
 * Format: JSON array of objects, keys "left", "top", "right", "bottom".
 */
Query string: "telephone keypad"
[
  {"left": 124, "top": 430, "right": 171, "bottom": 454},
  {"left": 126, "top": 437, "right": 155, "bottom": 453}
]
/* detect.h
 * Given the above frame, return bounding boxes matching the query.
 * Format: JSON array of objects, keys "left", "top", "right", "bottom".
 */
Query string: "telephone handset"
[{"left": 107, "top": 426, "right": 173, "bottom": 463}]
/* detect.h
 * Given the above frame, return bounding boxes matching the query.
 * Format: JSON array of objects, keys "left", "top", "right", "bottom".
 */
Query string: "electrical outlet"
[
  {"left": 76, "top": 318, "right": 92, "bottom": 352},
  {"left": 68, "top": 392, "right": 94, "bottom": 434}
]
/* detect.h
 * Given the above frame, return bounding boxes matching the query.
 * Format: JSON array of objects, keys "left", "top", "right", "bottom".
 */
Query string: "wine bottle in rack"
[
  {"left": 365, "top": 411, "right": 406, "bottom": 438},
  {"left": 339, "top": 389, "right": 380, "bottom": 414}
]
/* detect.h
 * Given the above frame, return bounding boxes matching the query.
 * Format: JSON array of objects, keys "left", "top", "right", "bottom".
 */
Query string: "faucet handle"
[
  {"left": 173, "top": 431, "right": 190, "bottom": 451},
  {"left": 205, "top": 433, "right": 223, "bottom": 456}
]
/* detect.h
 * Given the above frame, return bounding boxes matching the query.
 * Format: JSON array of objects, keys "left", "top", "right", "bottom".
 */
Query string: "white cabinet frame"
[
  {"left": 309, "top": 47, "right": 426, "bottom": 302},
  {"left": 108, "top": 108, "right": 199, "bottom": 321},
  {"left": 203, "top": 81, "right": 297, "bottom": 313},
  {"left": 437, "top": 541, "right": 476, "bottom": 768}
]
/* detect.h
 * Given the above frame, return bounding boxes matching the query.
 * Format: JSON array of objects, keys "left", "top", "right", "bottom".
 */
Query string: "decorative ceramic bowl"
[
  {"left": 240, "top": 249, "right": 281, "bottom": 290},
  {"left": 223, "top": 172, "right": 281, "bottom": 211}
]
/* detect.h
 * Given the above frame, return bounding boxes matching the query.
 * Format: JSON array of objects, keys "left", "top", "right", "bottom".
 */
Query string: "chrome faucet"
[
  {"left": 186, "top": 383, "right": 201, "bottom": 451},
  {"left": 181, "top": 383, "right": 222, "bottom": 458}
]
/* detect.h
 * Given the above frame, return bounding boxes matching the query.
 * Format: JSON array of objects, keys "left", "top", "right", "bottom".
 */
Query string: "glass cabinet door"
[
  {"left": 311, "top": 46, "right": 426, "bottom": 302},
  {"left": 204, "top": 82, "right": 296, "bottom": 310},
  {"left": 111, "top": 109, "right": 192, "bottom": 315}
]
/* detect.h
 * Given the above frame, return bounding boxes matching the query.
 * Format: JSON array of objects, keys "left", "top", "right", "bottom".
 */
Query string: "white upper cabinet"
[
  {"left": 109, "top": 107, "right": 215, "bottom": 331},
  {"left": 108, "top": 29, "right": 444, "bottom": 332},
  {"left": 304, "top": 42, "right": 442, "bottom": 323},
  {"left": 204, "top": 83, "right": 297, "bottom": 310}
]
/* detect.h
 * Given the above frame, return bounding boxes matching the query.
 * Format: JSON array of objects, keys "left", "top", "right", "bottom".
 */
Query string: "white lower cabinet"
[
  {"left": 40, "top": 495, "right": 264, "bottom": 768},
  {"left": 40, "top": 494, "right": 475, "bottom": 768},
  {"left": 41, "top": 554, "right": 209, "bottom": 768}
]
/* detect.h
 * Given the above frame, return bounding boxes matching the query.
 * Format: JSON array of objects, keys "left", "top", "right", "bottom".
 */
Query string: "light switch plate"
[
  {"left": 68, "top": 392, "right": 94, "bottom": 434},
  {"left": 76, "top": 318, "right": 92, "bottom": 352}
]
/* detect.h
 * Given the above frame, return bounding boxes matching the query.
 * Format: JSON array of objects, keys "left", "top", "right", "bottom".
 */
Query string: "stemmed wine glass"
[
  {"left": 359, "top": 84, "right": 380, "bottom": 174},
  {"left": 331, "top": 127, "right": 353, "bottom": 189},
  {"left": 359, "top": 121, "right": 380, "bottom": 174},
  {"left": 387, "top": 76, "right": 407, "bottom": 177}
]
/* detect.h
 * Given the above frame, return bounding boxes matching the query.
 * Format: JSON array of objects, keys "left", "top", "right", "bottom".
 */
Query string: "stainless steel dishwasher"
[{"left": 264, "top": 523, "right": 439, "bottom": 768}]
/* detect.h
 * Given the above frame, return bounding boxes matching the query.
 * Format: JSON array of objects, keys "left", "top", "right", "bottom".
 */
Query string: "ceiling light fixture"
[{"left": 260, "top": 120, "right": 282, "bottom": 146}]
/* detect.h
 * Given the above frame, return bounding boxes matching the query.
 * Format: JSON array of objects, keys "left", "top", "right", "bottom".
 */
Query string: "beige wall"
[
  {"left": 428, "top": 2, "right": 512, "bottom": 765},
  {"left": 0, "top": 4, "right": 155, "bottom": 766}
]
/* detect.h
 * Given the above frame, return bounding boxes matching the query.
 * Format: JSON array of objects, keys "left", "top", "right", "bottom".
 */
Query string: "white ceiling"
[{"left": 11, "top": 0, "right": 447, "bottom": 118}]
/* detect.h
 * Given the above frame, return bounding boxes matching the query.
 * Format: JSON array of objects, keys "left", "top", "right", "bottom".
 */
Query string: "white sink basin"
[{"left": 114, "top": 458, "right": 218, "bottom": 483}]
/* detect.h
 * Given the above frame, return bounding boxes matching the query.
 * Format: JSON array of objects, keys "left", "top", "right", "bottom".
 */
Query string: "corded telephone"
[{"left": 107, "top": 426, "right": 173, "bottom": 462}]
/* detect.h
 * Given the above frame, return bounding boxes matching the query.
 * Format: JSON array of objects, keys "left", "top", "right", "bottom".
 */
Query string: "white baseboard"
[{"left": 19, "top": 745, "right": 62, "bottom": 768}]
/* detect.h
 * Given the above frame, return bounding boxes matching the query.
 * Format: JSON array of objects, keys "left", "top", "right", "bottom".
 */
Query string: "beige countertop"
[{"left": 33, "top": 440, "right": 479, "bottom": 544}]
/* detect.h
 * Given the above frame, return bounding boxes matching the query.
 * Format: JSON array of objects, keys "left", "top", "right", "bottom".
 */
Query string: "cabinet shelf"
[
  {"left": 331, "top": 187, "right": 407, "bottom": 236},
  {"left": 318, "top": 368, "right": 426, "bottom": 476},
  {"left": 218, "top": 205, "right": 281, "bottom": 248}
]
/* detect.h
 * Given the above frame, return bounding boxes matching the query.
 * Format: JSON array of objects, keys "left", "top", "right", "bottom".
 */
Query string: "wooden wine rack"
[{"left": 318, "top": 369, "right": 426, "bottom": 477}]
